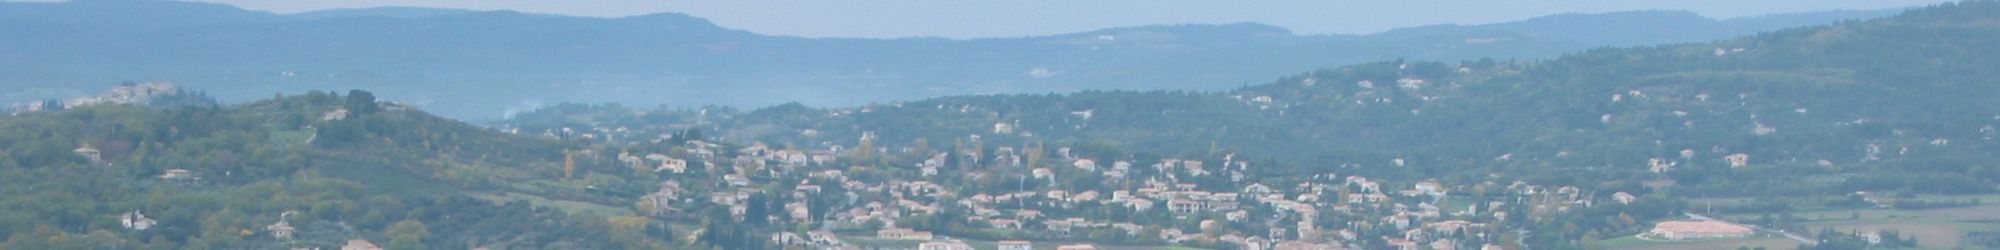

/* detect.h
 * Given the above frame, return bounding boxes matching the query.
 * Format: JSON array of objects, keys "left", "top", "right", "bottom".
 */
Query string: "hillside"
[
  {"left": 485, "top": 3, "right": 2000, "bottom": 248},
  {"left": 0, "top": 90, "right": 690, "bottom": 249},
  {"left": 0, "top": 0, "right": 1900, "bottom": 118},
  {"left": 6, "top": 1, "right": 1999, "bottom": 249},
  {"left": 507, "top": 1, "right": 2000, "bottom": 204}
]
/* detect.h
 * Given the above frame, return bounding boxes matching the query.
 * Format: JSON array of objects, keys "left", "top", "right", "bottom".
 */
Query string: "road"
[{"left": 1685, "top": 212, "right": 1816, "bottom": 246}]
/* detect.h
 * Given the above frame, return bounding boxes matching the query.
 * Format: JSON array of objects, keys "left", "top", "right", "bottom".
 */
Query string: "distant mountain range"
[
  {"left": 1, "top": 2, "right": 1997, "bottom": 249},
  {"left": 0, "top": 0, "right": 1904, "bottom": 118}
]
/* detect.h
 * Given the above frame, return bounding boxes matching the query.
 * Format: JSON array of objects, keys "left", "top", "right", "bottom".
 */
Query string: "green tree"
[
  {"left": 387, "top": 219, "right": 430, "bottom": 250},
  {"left": 346, "top": 90, "right": 379, "bottom": 115},
  {"left": 860, "top": 218, "right": 885, "bottom": 231}
]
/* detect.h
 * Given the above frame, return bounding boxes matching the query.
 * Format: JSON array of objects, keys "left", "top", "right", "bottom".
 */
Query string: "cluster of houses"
[
  {"left": 7, "top": 82, "right": 180, "bottom": 115},
  {"left": 607, "top": 130, "right": 1640, "bottom": 250},
  {"left": 509, "top": 102, "right": 1691, "bottom": 250},
  {"left": 656, "top": 133, "right": 1608, "bottom": 250}
]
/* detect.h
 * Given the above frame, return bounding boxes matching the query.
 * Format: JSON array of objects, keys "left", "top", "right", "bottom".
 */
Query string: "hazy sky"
[{"left": 184, "top": 0, "right": 1954, "bottom": 38}]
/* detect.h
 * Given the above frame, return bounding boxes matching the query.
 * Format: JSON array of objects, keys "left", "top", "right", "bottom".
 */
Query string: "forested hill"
[
  {"left": 0, "top": 0, "right": 1901, "bottom": 118},
  {"left": 0, "top": 91, "right": 682, "bottom": 249},
  {"left": 6, "top": 1, "right": 1998, "bottom": 249},
  {"left": 506, "top": 1, "right": 2000, "bottom": 196}
]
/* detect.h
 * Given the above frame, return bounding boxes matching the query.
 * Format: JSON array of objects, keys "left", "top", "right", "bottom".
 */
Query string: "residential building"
[{"left": 120, "top": 210, "right": 156, "bottom": 230}]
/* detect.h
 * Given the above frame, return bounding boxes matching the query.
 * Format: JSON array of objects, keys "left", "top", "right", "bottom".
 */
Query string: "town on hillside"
[{"left": 536, "top": 123, "right": 1704, "bottom": 250}]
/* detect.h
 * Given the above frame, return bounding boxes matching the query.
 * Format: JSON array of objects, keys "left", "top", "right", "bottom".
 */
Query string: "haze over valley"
[
  {"left": 3, "top": 1, "right": 1998, "bottom": 250},
  {"left": 1, "top": 0, "right": 1909, "bottom": 118}
]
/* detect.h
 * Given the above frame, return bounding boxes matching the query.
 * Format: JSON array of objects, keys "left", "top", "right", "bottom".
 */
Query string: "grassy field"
[
  {"left": 470, "top": 191, "right": 633, "bottom": 217},
  {"left": 1706, "top": 194, "right": 2000, "bottom": 249},
  {"left": 1598, "top": 235, "right": 1656, "bottom": 248},
  {"left": 1808, "top": 219, "right": 1992, "bottom": 248},
  {"left": 1800, "top": 202, "right": 2000, "bottom": 249}
]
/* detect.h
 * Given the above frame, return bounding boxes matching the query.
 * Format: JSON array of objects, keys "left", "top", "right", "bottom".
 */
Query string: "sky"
[{"left": 173, "top": 0, "right": 1955, "bottom": 38}]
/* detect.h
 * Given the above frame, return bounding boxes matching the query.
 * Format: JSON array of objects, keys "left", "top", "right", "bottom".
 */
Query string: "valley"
[{"left": 1, "top": 1, "right": 1996, "bottom": 250}]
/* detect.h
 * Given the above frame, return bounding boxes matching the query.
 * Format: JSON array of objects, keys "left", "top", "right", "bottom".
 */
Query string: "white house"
[
  {"left": 1244, "top": 183, "right": 1274, "bottom": 196},
  {"left": 265, "top": 220, "right": 296, "bottom": 239},
  {"left": 653, "top": 156, "right": 687, "bottom": 173},
  {"left": 73, "top": 145, "right": 103, "bottom": 165},
  {"left": 160, "top": 169, "right": 197, "bottom": 181},
  {"left": 120, "top": 210, "right": 156, "bottom": 230},
  {"left": 1724, "top": 153, "right": 1750, "bottom": 168},
  {"left": 1073, "top": 159, "right": 1098, "bottom": 171},
  {"left": 1613, "top": 192, "right": 1637, "bottom": 204}
]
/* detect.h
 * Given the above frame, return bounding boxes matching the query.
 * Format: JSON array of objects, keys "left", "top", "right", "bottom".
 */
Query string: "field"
[
  {"left": 1708, "top": 194, "right": 2000, "bottom": 249},
  {"left": 1810, "top": 221, "right": 1970, "bottom": 248},
  {"left": 470, "top": 191, "right": 633, "bottom": 217},
  {"left": 1800, "top": 201, "right": 2000, "bottom": 249},
  {"left": 1794, "top": 203, "right": 2000, "bottom": 222}
]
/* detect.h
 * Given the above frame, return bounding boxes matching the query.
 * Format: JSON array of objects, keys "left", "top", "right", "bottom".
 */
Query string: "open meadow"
[{"left": 1709, "top": 195, "right": 2000, "bottom": 249}]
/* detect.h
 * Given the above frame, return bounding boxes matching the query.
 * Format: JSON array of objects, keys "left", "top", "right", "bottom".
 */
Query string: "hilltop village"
[{"left": 531, "top": 121, "right": 1681, "bottom": 250}]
